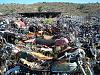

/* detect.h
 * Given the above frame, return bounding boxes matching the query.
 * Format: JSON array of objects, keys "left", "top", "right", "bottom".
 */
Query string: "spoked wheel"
[
  {"left": 79, "top": 63, "right": 94, "bottom": 75},
  {"left": 3, "top": 65, "right": 48, "bottom": 75},
  {"left": 3, "top": 65, "right": 32, "bottom": 75}
]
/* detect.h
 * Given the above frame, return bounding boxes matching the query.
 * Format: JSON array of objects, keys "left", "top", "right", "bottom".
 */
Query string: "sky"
[{"left": 0, "top": 0, "right": 100, "bottom": 4}]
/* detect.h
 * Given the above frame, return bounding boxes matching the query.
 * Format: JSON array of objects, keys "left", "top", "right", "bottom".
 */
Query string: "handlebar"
[{"left": 58, "top": 48, "right": 85, "bottom": 60}]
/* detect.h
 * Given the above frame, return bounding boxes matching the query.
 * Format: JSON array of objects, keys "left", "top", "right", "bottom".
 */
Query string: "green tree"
[{"left": 38, "top": 6, "right": 42, "bottom": 12}]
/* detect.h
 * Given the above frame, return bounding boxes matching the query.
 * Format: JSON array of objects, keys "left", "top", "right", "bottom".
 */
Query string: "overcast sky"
[{"left": 0, "top": 0, "right": 100, "bottom": 4}]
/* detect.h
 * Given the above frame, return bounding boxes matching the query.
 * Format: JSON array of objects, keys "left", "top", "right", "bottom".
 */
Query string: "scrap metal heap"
[{"left": 0, "top": 13, "right": 100, "bottom": 75}]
